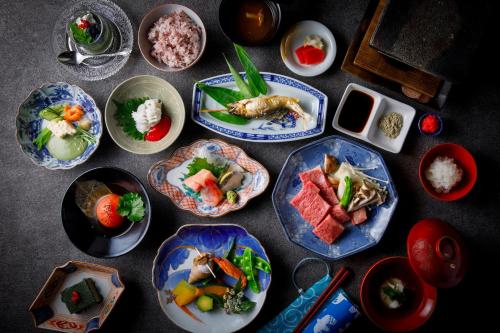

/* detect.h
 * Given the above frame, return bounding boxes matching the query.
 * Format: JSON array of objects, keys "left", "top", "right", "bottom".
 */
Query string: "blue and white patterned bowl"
[
  {"left": 272, "top": 135, "right": 398, "bottom": 260},
  {"left": 152, "top": 224, "right": 272, "bottom": 333},
  {"left": 16, "top": 82, "right": 102, "bottom": 170}
]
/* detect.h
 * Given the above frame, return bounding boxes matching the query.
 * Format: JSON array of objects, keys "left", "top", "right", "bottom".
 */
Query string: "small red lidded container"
[{"left": 360, "top": 218, "right": 468, "bottom": 332}]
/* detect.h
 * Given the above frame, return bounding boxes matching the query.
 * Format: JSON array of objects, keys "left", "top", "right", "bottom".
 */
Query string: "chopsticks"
[{"left": 293, "top": 266, "right": 350, "bottom": 333}]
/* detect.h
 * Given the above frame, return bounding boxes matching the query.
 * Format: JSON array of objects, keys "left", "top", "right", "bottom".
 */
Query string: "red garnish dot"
[
  {"left": 421, "top": 114, "right": 440, "bottom": 134},
  {"left": 71, "top": 291, "right": 80, "bottom": 304}
]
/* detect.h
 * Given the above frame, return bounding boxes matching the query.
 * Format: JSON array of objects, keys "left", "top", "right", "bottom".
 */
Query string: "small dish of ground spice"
[{"left": 333, "top": 83, "right": 416, "bottom": 154}]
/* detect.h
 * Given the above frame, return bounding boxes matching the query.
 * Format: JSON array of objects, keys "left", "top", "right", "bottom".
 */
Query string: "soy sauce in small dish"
[{"left": 338, "top": 90, "right": 374, "bottom": 133}]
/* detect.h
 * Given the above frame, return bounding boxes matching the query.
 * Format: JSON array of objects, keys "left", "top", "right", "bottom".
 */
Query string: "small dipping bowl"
[
  {"left": 218, "top": 0, "right": 281, "bottom": 45},
  {"left": 418, "top": 113, "right": 443, "bottom": 136},
  {"left": 419, "top": 143, "right": 477, "bottom": 201},
  {"left": 61, "top": 167, "right": 151, "bottom": 258},
  {"left": 360, "top": 256, "right": 437, "bottom": 332}
]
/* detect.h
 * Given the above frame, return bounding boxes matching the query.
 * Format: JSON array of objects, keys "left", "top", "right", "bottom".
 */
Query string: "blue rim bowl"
[{"left": 15, "top": 82, "right": 102, "bottom": 170}]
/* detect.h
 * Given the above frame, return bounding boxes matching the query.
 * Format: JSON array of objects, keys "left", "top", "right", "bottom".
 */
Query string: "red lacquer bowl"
[
  {"left": 360, "top": 256, "right": 438, "bottom": 332},
  {"left": 419, "top": 143, "right": 477, "bottom": 201}
]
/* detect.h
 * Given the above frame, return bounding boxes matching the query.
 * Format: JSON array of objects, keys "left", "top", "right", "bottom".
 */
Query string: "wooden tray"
[{"left": 354, "top": 0, "right": 442, "bottom": 98}]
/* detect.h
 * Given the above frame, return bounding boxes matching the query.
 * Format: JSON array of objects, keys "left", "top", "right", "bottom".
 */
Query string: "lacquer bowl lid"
[{"left": 407, "top": 218, "right": 468, "bottom": 288}]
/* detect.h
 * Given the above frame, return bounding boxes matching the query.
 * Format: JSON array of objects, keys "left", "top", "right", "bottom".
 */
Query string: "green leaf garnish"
[
  {"left": 196, "top": 82, "right": 245, "bottom": 108},
  {"left": 75, "top": 126, "right": 96, "bottom": 145},
  {"left": 117, "top": 192, "right": 145, "bottom": 222},
  {"left": 113, "top": 97, "right": 148, "bottom": 141},
  {"left": 39, "top": 105, "right": 64, "bottom": 121},
  {"left": 70, "top": 22, "right": 93, "bottom": 44},
  {"left": 224, "top": 55, "right": 253, "bottom": 99},
  {"left": 186, "top": 157, "right": 226, "bottom": 178},
  {"left": 234, "top": 44, "right": 267, "bottom": 95},
  {"left": 33, "top": 128, "right": 52, "bottom": 150}
]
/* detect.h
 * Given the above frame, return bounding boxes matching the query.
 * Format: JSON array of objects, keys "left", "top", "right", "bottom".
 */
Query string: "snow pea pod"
[{"left": 242, "top": 248, "right": 259, "bottom": 293}]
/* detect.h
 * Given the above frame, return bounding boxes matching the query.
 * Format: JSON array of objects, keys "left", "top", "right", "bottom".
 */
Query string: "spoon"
[{"left": 57, "top": 49, "right": 131, "bottom": 65}]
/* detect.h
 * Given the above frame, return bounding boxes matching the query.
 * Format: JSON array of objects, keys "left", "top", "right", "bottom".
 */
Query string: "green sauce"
[{"left": 46, "top": 135, "right": 88, "bottom": 160}]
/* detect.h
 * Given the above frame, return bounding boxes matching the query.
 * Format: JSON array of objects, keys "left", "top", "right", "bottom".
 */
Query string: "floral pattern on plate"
[
  {"left": 16, "top": 82, "right": 102, "bottom": 170},
  {"left": 152, "top": 224, "right": 271, "bottom": 333},
  {"left": 148, "top": 139, "right": 270, "bottom": 217},
  {"left": 272, "top": 135, "right": 398, "bottom": 260}
]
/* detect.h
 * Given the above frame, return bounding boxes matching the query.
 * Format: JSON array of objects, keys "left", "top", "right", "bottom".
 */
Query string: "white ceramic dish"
[
  {"left": 280, "top": 20, "right": 336, "bottom": 77},
  {"left": 332, "top": 83, "right": 415, "bottom": 153},
  {"left": 192, "top": 72, "right": 328, "bottom": 142},
  {"left": 105, "top": 75, "right": 185, "bottom": 154}
]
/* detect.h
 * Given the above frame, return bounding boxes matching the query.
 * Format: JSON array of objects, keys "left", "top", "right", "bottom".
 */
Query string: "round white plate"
[{"left": 280, "top": 20, "right": 336, "bottom": 77}]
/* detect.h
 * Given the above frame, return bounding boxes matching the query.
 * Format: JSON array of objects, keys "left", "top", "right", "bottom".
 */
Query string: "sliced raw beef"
[
  {"left": 299, "top": 166, "right": 339, "bottom": 205},
  {"left": 313, "top": 214, "right": 345, "bottom": 244},
  {"left": 351, "top": 207, "right": 368, "bottom": 225},
  {"left": 331, "top": 204, "right": 351, "bottom": 223},
  {"left": 290, "top": 181, "right": 331, "bottom": 226}
]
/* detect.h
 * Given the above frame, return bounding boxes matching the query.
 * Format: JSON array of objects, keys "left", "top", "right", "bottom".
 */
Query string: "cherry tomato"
[
  {"left": 145, "top": 116, "right": 171, "bottom": 142},
  {"left": 95, "top": 194, "right": 123, "bottom": 228}
]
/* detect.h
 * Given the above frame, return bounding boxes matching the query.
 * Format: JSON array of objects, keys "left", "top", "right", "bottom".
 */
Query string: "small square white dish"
[{"left": 332, "top": 83, "right": 415, "bottom": 153}]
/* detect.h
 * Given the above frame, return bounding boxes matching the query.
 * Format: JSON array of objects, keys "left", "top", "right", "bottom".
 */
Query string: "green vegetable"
[
  {"left": 195, "top": 295, "right": 214, "bottom": 312},
  {"left": 234, "top": 44, "right": 267, "bottom": 96},
  {"left": 242, "top": 248, "right": 259, "bottom": 293},
  {"left": 208, "top": 111, "right": 249, "bottom": 125},
  {"left": 69, "top": 22, "right": 93, "bottom": 44},
  {"left": 233, "top": 252, "right": 271, "bottom": 274},
  {"left": 39, "top": 105, "right": 64, "bottom": 121},
  {"left": 222, "top": 277, "right": 256, "bottom": 314},
  {"left": 224, "top": 55, "right": 253, "bottom": 99},
  {"left": 196, "top": 82, "right": 245, "bottom": 108},
  {"left": 223, "top": 237, "right": 236, "bottom": 259},
  {"left": 382, "top": 286, "right": 408, "bottom": 303},
  {"left": 75, "top": 127, "right": 96, "bottom": 145},
  {"left": 186, "top": 157, "right": 226, "bottom": 178},
  {"left": 114, "top": 97, "right": 148, "bottom": 141},
  {"left": 33, "top": 128, "right": 52, "bottom": 150},
  {"left": 340, "top": 176, "right": 353, "bottom": 209},
  {"left": 117, "top": 192, "right": 145, "bottom": 222},
  {"left": 204, "top": 292, "right": 224, "bottom": 307},
  {"left": 226, "top": 190, "right": 238, "bottom": 204}
]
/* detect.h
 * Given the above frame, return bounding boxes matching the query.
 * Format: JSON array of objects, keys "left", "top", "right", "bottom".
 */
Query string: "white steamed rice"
[
  {"left": 148, "top": 11, "right": 201, "bottom": 68},
  {"left": 425, "top": 156, "right": 463, "bottom": 193}
]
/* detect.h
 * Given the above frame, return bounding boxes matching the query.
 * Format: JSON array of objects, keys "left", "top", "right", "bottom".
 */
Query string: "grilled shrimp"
[{"left": 227, "top": 96, "right": 311, "bottom": 121}]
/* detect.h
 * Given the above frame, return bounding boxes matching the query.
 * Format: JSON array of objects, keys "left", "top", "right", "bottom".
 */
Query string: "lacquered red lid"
[{"left": 407, "top": 218, "right": 468, "bottom": 288}]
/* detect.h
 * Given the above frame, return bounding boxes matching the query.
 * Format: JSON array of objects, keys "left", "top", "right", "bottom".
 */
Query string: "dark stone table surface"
[{"left": 1, "top": 0, "right": 499, "bottom": 332}]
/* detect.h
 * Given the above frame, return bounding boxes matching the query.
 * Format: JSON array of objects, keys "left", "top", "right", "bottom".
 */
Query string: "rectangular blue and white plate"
[{"left": 192, "top": 72, "right": 328, "bottom": 142}]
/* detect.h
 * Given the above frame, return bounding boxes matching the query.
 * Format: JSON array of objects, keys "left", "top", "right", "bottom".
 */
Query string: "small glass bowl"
[
  {"left": 67, "top": 11, "right": 114, "bottom": 55},
  {"left": 418, "top": 112, "right": 443, "bottom": 136}
]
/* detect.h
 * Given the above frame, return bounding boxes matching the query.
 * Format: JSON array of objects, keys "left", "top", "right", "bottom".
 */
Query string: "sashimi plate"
[
  {"left": 192, "top": 72, "right": 328, "bottom": 142},
  {"left": 148, "top": 139, "right": 270, "bottom": 217},
  {"left": 272, "top": 135, "right": 398, "bottom": 260},
  {"left": 152, "top": 224, "right": 271, "bottom": 333}
]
